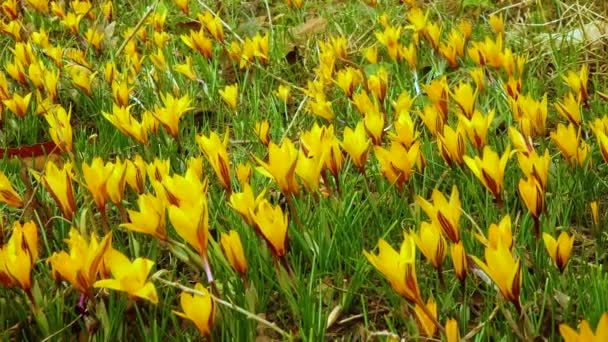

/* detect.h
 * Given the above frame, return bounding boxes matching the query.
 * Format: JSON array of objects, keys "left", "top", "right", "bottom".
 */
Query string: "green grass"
[{"left": 0, "top": 0, "right": 607, "bottom": 340}]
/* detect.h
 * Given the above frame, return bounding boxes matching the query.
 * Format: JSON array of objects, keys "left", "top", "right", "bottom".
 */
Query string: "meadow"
[{"left": 0, "top": 0, "right": 607, "bottom": 340}]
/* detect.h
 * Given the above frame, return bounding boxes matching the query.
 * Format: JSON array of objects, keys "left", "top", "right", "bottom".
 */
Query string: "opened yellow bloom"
[
  {"left": 459, "top": 110, "right": 494, "bottom": 152},
  {"left": 44, "top": 105, "right": 73, "bottom": 152},
  {"left": 446, "top": 318, "right": 461, "bottom": 342},
  {"left": 412, "top": 222, "right": 446, "bottom": 270},
  {"left": 158, "top": 171, "right": 207, "bottom": 208},
  {"left": 295, "top": 151, "right": 325, "bottom": 193},
  {"left": 197, "top": 130, "right": 232, "bottom": 192},
  {"left": 47, "top": 228, "right": 112, "bottom": 294},
  {"left": 107, "top": 158, "right": 128, "bottom": 205},
  {"left": 363, "top": 233, "right": 420, "bottom": 303},
  {"left": 2, "top": 221, "right": 38, "bottom": 289},
  {"left": 3, "top": 91, "right": 31, "bottom": 117},
  {"left": 341, "top": 121, "right": 371, "bottom": 171},
  {"left": 560, "top": 312, "right": 607, "bottom": 342},
  {"left": 555, "top": 92, "right": 582, "bottom": 127},
  {"left": 423, "top": 77, "right": 449, "bottom": 120},
  {"left": 517, "top": 149, "right": 550, "bottom": 191},
  {"left": 220, "top": 230, "right": 248, "bottom": 275},
  {"left": 471, "top": 241, "right": 522, "bottom": 306},
  {"left": 152, "top": 93, "right": 193, "bottom": 139},
  {"left": 543, "top": 232, "right": 574, "bottom": 273},
  {"left": 199, "top": 11, "right": 224, "bottom": 42},
  {"left": 173, "top": 283, "right": 216, "bottom": 336},
  {"left": 121, "top": 194, "right": 167, "bottom": 241},
  {"left": 94, "top": 250, "right": 158, "bottom": 304},
  {"left": 181, "top": 28, "right": 213, "bottom": 58},
  {"left": 251, "top": 199, "right": 289, "bottom": 257},
  {"left": 476, "top": 215, "right": 514, "bottom": 250},
  {"left": 125, "top": 155, "right": 147, "bottom": 194},
  {"left": 414, "top": 297, "right": 438, "bottom": 338},
  {"left": 255, "top": 138, "right": 299, "bottom": 196},
  {"left": 335, "top": 67, "right": 362, "bottom": 98},
  {"left": 451, "top": 82, "right": 477, "bottom": 119},
  {"left": 229, "top": 183, "right": 265, "bottom": 225},
  {"left": 82, "top": 157, "right": 113, "bottom": 212},
  {"left": 550, "top": 123, "right": 589, "bottom": 167},
  {"left": 562, "top": 64, "right": 588, "bottom": 105},
  {"left": 416, "top": 185, "right": 461, "bottom": 243},
  {"left": 518, "top": 176, "right": 544, "bottom": 222},
  {"left": 255, "top": 120, "right": 271, "bottom": 146},
  {"left": 219, "top": 84, "right": 238, "bottom": 111},
  {"left": 103, "top": 105, "right": 148, "bottom": 144},
  {"left": 168, "top": 197, "right": 209, "bottom": 257},
  {"left": 41, "top": 160, "right": 76, "bottom": 220},
  {"left": 437, "top": 124, "right": 466, "bottom": 167},
  {"left": 374, "top": 142, "right": 420, "bottom": 191},
  {"left": 417, "top": 105, "right": 444, "bottom": 137},
  {"left": 464, "top": 145, "right": 511, "bottom": 204},
  {"left": 0, "top": 171, "right": 23, "bottom": 207}
]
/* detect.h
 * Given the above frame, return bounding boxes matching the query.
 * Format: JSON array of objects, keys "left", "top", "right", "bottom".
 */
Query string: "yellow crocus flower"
[
  {"left": 414, "top": 297, "right": 438, "bottom": 337},
  {"left": 44, "top": 105, "right": 73, "bottom": 153},
  {"left": 254, "top": 120, "right": 271, "bottom": 147},
  {"left": 458, "top": 110, "right": 495, "bottom": 152},
  {"left": 0, "top": 221, "right": 38, "bottom": 291},
  {"left": 476, "top": 215, "right": 514, "bottom": 251},
  {"left": 450, "top": 82, "right": 477, "bottom": 119},
  {"left": 374, "top": 142, "right": 420, "bottom": 191},
  {"left": 220, "top": 230, "right": 248, "bottom": 275},
  {"left": 229, "top": 183, "right": 265, "bottom": 226},
  {"left": 152, "top": 93, "right": 193, "bottom": 140},
  {"left": 47, "top": 228, "right": 112, "bottom": 295},
  {"left": 412, "top": 221, "right": 446, "bottom": 270},
  {"left": 93, "top": 250, "right": 158, "bottom": 304},
  {"left": 82, "top": 157, "right": 113, "bottom": 212},
  {"left": 562, "top": 64, "right": 588, "bottom": 105},
  {"left": 173, "top": 283, "right": 215, "bottom": 336},
  {"left": 437, "top": 124, "right": 466, "bottom": 167},
  {"left": 341, "top": 121, "right": 371, "bottom": 172},
  {"left": 559, "top": 312, "right": 607, "bottom": 342},
  {"left": 451, "top": 241, "right": 468, "bottom": 283},
  {"left": 415, "top": 185, "right": 461, "bottom": 243},
  {"left": 121, "top": 193, "right": 167, "bottom": 241},
  {"left": 181, "top": 28, "right": 213, "bottom": 59},
  {"left": 3, "top": 91, "right": 31, "bottom": 118},
  {"left": 106, "top": 158, "right": 127, "bottom": 205},
  {"left": 198, "top": 11, "right": 224, "bottom": 42},
  {"left": 471, "top": 240, "right": 522, "bottom": 307},
  {"left": 255, "top": 138, "right": 299, "bottom": 197},
  {"left": 543, "top": 231, "right": 575, "bottom": 273},
  {"left": 363, "top": 232, "right": 421, "bottom": 303},
  {"left": 40, "top": 160, "right": 76, "bottom": 220},
  {"left": 197, "top": 130, "right": 232, "bottom": 192},
  {"left": 168, "top": 197, "right": 209, "bottom": 257},
  {"left": 464, "top": 145, "right": 511, "bottom": 205},
  {"left": 423, "top": 77, "right": 449, "bottom": 120},
  {"left": 518, "top": 176, "right": 544, "bottom": 223},
  {"left": 251, "top": 200, "right": 289, "bottom": 257},
  {"left": 219, "top": 84, "right": 238, "bottom": 111},
  {"left": 0, "top": 170, "right": 23, "bottom": 207},
  {"left": 555, "top": 92, "right": 582, "bottom": 127},
  {"left": 550, "top": 123, "right": 589, "bottom": 167}
]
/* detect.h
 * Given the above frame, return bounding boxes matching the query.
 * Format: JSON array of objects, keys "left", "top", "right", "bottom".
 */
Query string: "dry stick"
[
  {"left": 154, "top": 277, "right": 291, "bottom": 339},
  {"left": 115, "top": 0, "right": 159, "bottom": 58}
]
